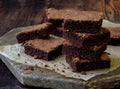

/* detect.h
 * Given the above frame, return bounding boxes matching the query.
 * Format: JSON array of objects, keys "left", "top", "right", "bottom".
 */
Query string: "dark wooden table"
[{"left": 0, "top": 0, "right": 120, "bottom": 88}]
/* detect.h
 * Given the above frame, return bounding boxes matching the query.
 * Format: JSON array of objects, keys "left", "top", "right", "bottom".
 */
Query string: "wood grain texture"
[
  {"left": 102, "top": 0, "right": 120, "bottom": 22},
  {"left": 0, "top": 0, "right": 46, "bottom": 36},
  {"left": 0, "top": 0, "right": 120, "bottom": 36}
]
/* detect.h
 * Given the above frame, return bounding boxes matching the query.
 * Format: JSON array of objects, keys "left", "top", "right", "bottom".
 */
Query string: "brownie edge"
[
  {"left": 24, "top": 36, "right": 65, "bottom": 61},
  {"left": 16, "top": 22, "right": 53, "bottom": 43},
  {"left": 63, "top": 28, "right": 110, "bottom": 48},
  {"left": 65, "top": 52, "right": 110, "bottom": 72},
  {"left": 63, "top": 11, "right": 103, "bottom": 33},
  {"left": 62, "top": 41, "right": 107, "bottom": 60}
]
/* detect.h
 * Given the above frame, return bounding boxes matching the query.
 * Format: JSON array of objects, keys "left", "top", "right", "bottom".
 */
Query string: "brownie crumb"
[
  {"left": 25, "top": 66, "right": 34, "bottom": 71},
  {"left": 44, "top": 64, "right": 49, "bottom": 67},
  {"left": 62, "top": 70, "right": 65, "bottom": 72},
  {"left": 18, "top": 53, "right": 20, "bottom": 57},
  {"left": 54, "top": 64, "right": 56, "bottom": 67},
  {"left": 67, "top": 67, "right": 70, "bottom": 69}
]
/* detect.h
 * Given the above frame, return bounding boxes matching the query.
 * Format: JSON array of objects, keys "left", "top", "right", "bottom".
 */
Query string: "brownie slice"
[
  {"left": 103, "top": 27, "right": 120, "bottom": 45},
  {"left": 51, "top": 27, "right": 64, "bottom": 37},
  {"left": 24, "top": 36, "right": 65, "bottom": 61},
  {"left": 16, "top": 22, "right": 53, "bottom": 43},
  {"left": 45, "top": 8, "right": 65, "bottom": 27},
  {"left": 66, "top": 52, "right": 110, "bottom": 72},
  {"left": 64, "top": 11, "right": 103, "bottom": 33},
  {"left": 63, "top": 28, "right": 110, "bottom": 48},
  {"left": 62, "top": 41, "right": 106, "bottom": 59},
  {"left": 46, "top": 8, "right": 94, "bottom": 27}
]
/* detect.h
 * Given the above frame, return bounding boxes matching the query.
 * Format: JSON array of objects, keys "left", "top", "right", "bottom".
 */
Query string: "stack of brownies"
[
  {"left": 16, "top": 8, "right": 111, "bottom": 72},
  {"left": 62, "top": 10, "right": 111, "bottom": 72},
  {"left": 45, "top": 8, "right": 70, "bottom": 37},
  {"left": 16, "top": 22, "right": 65, "bottom": 61}
]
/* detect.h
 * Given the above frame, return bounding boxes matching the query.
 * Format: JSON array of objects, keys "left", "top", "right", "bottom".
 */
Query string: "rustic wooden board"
[{"left": 0, "top": 0, "right": 120, "bottom": 36}]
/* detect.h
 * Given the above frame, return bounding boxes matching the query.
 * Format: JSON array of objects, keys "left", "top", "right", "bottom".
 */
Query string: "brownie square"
[
  {"left": 51, "top": 27, "right": 64, "bottom": 37},
  {"left": 16, "top": 22, "right": 53, "bottom": 43},
  {"left": 62, "top": 41, "right": 106, "bottom": 59},
  {"left": 45, "top": 8, "right": 65, "bottom": 27},
  {"left": 63, "top": 11, "right": 103, "bottom": 33},
  {"left": 24, "top": 36, "right": 65, "bottom": 61},
  {"left": 63, "top": 28, "right": 110, "bottom": 48},
  {"left": 66, "top": 52, "right": 110, "bottom": 72},
  {"left": 103, "top": 27, "right": 120, "bottom": 45}
]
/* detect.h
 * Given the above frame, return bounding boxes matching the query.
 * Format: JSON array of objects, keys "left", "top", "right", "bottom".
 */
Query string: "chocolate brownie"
[
  {"left": 24, "top": 36, "right": 65, "bottom": 61},
  {"left": 103, "top": 27, "right": 120, "bottom": 45},
  {"left": 47, "top": 8, "right": 97, "bottom": 27},
  {"left": 16, "top": 22, "right": 53, "bottom": 43},
  {"left": 45, "top": 8, "right": 65, "bottom": 27},
  {"left": 64, "top": 11, "right": 103, "bottom": 33},
  {"left": 62, "top": 41, "right": 106, "bottom": 59},
  {"left": 51, "top": 27, "right": 64, "bottom": 37},
  {"left": 66, "top": 52, "right": 110, "bottom": 72},
  {"left": 63, "top": 28, "right": 110, "bottom": 48},
  {"left": 109, "top": 39, "right": 120, "bottom": 45}
]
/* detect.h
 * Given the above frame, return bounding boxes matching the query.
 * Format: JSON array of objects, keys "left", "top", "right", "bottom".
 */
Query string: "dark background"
[{"left": 0, "top": 0, "right": 120, "bottom": 89}]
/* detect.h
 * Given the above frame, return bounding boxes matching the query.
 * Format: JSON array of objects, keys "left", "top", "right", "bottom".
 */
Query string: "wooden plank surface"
[
  {"left": 0, "top": 0, "right": 46, "bottom": 36},
  {"left": 0, "top": 0, "right": 120, "bottom": 36}
]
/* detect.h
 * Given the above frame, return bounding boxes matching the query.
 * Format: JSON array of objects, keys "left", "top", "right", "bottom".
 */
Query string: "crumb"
[
  {"left": 18, "top": 53, "right": 20, "bottom": 57},
  {"left": 24, "top": 66, "right": 34, "bottom": 71},
  {"left": 44, "top": 64, "right": 49, "bottom": 67},
  {"left": 54, "top": 64, "right": 56, "bottom": 67},
  {"left": 107, "top": 52, "right": 111, "bottom": 55},
  {"left": 67, "top": 67, "right": 70, "bottom": 69},
  {"left": 40, "top": 70, "right": 44, "bottom": 73},
  {"left": 62, "top": 70, "right": 65, "bottom": 72},
  {"left": 81, "top": 71, "right": 86, "bottom": 75}
]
